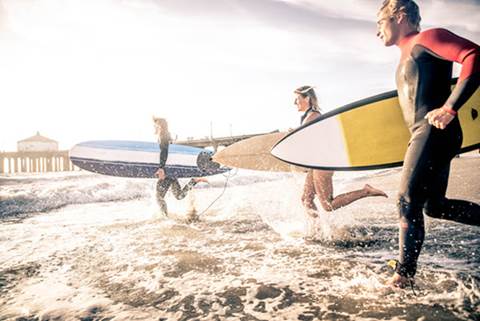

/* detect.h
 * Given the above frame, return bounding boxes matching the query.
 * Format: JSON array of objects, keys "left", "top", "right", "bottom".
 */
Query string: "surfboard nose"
[
  {"left": 211, "top": 149, "right": 227, "bottom": 165},
  {"left": 270, "top": 139, "right": 290, "bottom": 163}
]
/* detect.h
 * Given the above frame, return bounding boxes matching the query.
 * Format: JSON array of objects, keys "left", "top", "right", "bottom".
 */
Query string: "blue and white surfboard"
[{"left": 69, "top": 140, "right": 229, "bottom": 178}]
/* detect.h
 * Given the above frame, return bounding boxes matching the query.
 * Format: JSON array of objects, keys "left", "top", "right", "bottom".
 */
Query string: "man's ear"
[{"left": 395, "top": 12, "right": 406, "bottom": 25}]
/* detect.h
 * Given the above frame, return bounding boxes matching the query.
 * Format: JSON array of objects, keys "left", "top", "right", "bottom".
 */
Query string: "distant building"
[{"left": 17, "top": 132, "right": 59, "bottom": 152}]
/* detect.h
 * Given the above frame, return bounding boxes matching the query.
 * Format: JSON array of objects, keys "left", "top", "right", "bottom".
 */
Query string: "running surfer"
[
  {"left": 294, "top": 86, "right": 388, "bottom": 217},
  {"left": 376, "top": 0, "right": 480, "bottom": 288},
  {"left": 153, "top": 117, "right": 208, "bottom": 219}
]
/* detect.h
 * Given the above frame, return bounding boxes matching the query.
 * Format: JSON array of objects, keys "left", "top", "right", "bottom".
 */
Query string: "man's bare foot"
[
  {"left": 386, "top": 272, "right": 412, "bottom": 289},
  {"left": 364, "top": 184, "right": 388, "bottom": 197}
]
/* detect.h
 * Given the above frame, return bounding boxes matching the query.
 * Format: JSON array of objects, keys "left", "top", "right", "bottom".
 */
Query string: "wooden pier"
[
  {"left": 0, "top": 151, "right": 77, "bottom": 175},
  {"left": 176, "top": 130, "right": 279, "bottom": 151}
]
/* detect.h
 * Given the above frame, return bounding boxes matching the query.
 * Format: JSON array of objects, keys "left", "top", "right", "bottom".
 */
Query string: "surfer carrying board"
[
  {"left": 153, "top": 117, "right": 208, "bottom": 217},
  {"left": 376, "top": 0, "right": 480, "bottom": 288},
  {"left": 294, "top": 86, "right": 388, "bottom": 216}
]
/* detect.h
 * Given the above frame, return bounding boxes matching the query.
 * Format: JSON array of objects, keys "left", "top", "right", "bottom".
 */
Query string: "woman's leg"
[
  {"left": 170, "top": 178, "right": 197, "bottom": 200},
  {"left": 302, "top": 170, "right": 318, "bottom": 213},
  {"left": 312, "top": 170, "right": 387, "bottom": 212},
  {"left": 156, "top": 178, "right": 173, "bottom": 216}
]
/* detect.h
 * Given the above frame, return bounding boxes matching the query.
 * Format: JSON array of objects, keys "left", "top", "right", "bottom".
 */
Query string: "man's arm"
[{"left": 420, "top": 28, "right": 480, "bottom": 128}]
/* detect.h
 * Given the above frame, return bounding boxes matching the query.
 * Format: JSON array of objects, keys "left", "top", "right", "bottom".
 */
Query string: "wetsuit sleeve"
[
  {"left": 158, "top": 136, "right": 169, "bottom": 169},
  {"left": 418, "top": 28, "right": 480, "bottom": 111}
]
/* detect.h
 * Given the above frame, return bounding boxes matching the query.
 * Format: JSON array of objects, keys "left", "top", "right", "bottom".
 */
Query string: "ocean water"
[{"left": 1, "top": 156, "right": 479, "bottom": 321}]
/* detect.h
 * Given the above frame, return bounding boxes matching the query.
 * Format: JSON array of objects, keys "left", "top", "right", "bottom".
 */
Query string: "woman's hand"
[{"left": 155, "top": 168, "right": 165, "bottom": 180}]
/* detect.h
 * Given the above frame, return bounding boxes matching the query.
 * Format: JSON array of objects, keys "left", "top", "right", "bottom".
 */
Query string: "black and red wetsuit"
[{"left": 395, "top": 28, "right": 480, "bottom": 278}]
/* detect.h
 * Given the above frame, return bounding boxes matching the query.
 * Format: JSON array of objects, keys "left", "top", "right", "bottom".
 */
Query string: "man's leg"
[
  {"left": 423, "top": 162, "right": 480, "bottom": 225},
  {"left": 393, "top": 124, "right": 463, "bottom": 282},
  {"left": 395, "top": 133, "right": 433, "bottom": 279}
]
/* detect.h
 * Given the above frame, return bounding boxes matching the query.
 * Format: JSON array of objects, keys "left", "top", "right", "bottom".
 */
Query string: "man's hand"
[
  {"left": 425, "top": 106, "right": 455, "bottom": 129},
  {"left": 155, "top": 168, "right": 165, "bottom": 180}
]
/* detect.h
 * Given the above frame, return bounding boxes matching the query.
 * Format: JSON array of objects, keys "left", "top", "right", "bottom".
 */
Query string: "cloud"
[
  {"left": 275, "top": 0, "right": 378, "bottom": 21},
  {"left": 276, "top": 0, "right": 480, "bottom": 33},
  {"left": 421, "top": 0, "right": 480, "bottom": 33},
  {"left": 270, "top": 0, "right": 479, "bottom": 67}
]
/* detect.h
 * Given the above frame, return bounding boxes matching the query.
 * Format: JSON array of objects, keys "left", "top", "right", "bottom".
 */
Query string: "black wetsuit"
[
  {"left": 300, "top": 107, "right": 319, "bottom": 125},
  {"left": 156, "top": 134, "right": 197, "bottom": 216},
  {"left": 395, "top": 28, "right": 480, "bottom": 277}
]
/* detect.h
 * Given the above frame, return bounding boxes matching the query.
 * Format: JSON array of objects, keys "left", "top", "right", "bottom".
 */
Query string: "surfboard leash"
[{"left": 196, "top": 168, "right": 238, "bottom": 217}]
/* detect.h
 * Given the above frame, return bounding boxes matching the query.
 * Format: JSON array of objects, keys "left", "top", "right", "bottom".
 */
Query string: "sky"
[{"left": 0, "top": 0, "right": 479, "bottom": 151}]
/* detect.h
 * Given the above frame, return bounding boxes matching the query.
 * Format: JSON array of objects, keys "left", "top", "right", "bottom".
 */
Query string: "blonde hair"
[
  {"left": 379, "top": 0, "right": 421, "bottom": 31},
  {"left": 294, "top": 86, "right": 321, "bottom": 112},
  {"left": 153, "top": 117, "right": 170, "bottom": 141}
]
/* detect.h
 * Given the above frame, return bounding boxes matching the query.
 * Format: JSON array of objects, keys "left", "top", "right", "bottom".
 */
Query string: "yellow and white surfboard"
[{"left": 271, "top": 83, "right": 480, "bottom": 170}]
